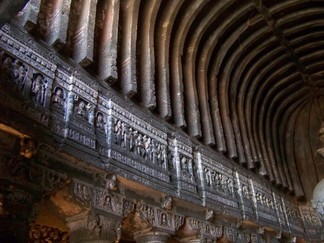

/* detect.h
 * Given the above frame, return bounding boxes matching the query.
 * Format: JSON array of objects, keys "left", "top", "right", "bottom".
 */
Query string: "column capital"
[
  {"left": 134, "top": 229, "right": 169, "bottom": 243},
  {"left": 66, "top": 210, "right": 122, "bottom": 243},
  {"left": 0, "top": 187, "right": 39, "bottom": 242}
]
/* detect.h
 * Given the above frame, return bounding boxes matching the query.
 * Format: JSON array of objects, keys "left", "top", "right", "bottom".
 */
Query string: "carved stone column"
[
  {"left": 177, "top": 217, "right": 220, "bottom": 243},
  {"left": 0, "top": 188, "right": 39, "bottom": 242},
  {"left": 134, "top": 229, "right": 169, "bottom": 243},
  {"left": 0, "top": 133, "right": 41, "bottom": 242},
  {"left": 179, "top": 235, "right": 205, "bottom": 243},
  {"left": 66, "top": 211, "right": 121, "bottom": 243}
]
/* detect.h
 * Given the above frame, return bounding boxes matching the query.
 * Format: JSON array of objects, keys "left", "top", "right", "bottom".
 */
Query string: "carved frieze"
[
  {"left": 73, "top": 180, "right": 93, "bottom": 206},
  {"left": 252, "top": 181, "right": 278, "bottom": 228},
  {"left": 283, "top": 199, "right": 305, "bottom": 235},
  {"left": 299, "top": 205, "right": 323, "bottom": 240},
  {"left": 111, "top": 116, "right": 168, "bottom": 171},
  {"left": 137, "top": 202, "right": 185, "bottom": 233},
  {"left": 273, "top": 192, "right": 288, "bottom": 231},
  {"left": 95, "top": 190, "right": 123, "bottom": 216},
  {"left": 223, "top": 226, "right": 238, "bottom": 242},
  {"left": 235, "top": 172, "right": 256, "bottom": 221}
]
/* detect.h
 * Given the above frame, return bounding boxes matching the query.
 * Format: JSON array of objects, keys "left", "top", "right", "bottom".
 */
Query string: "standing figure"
[
  {"left": 96, "top": 113, "right": 105, "bottom": 131},
  {"left": 2, "top": 55, "right": 13, "bottom": 78},
  {"left": 31, "top": 73, "right": 47, "bottom": 106},
  {"left": 13, "top": 61, "right": 28, "bottom": 92},
  {"left": 129, "top": 127, "right": 135, "bottom": 151}
]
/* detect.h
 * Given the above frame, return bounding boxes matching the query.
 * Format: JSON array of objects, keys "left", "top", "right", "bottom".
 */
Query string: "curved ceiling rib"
[
  {"left": 154, "top": 0, "right": 184, "bottom": 120},
  {"left": 17, "top": 0, "right": 324, "bottom": 200}
]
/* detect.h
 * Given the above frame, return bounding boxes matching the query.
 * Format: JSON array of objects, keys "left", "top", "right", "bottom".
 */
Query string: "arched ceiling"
[{"left": 14, "top": 0, "right": 324, "bottom": 200}]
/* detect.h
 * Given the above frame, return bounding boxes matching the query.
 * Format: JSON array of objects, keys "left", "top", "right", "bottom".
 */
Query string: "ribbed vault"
[{"left": 14, "top": 0, "right": 324, "bottom": 200}]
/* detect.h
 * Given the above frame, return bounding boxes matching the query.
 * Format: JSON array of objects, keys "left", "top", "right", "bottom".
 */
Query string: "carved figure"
[
  {"left": 75, "top": 100, "right": 86, "bottom": 117},
  {"left": 13, "top": 60, "right": 28, "bottom": 91},
  {"left": 105, "top": 174, "right": 118, "bottom": 191},
  {"left": 141, "top": 205, "right": 155, "bottom": 224},
  {"left": 167, "top": 150, "right": 174, "bottom": 170},
  {"left": 181, "top": 156, "right": 188, "bottom": 172},
  {"left": 2, "top": 55, "right": 13, "bottom": 78},
  {"left": 31, "top": 73, "right": 47, "bottom": 106},
  {"left": 114, "top": 120, "right": 123, "bottom": 145},
  {"left": 227, "top": 178, "right": 234, "bottom": 195},
  {"left": 88, "top": 213, "right": 101, "bottom": 236},
  {"left": 115, "top": 222, "right": 122, "bottom": 242},
  {"left": 129, "top": 127, "right": 135, "bottom": 151},
  {"left": 242, "top": 185, "right": 250, "bottom": 199},
  {"left": 135, "top": 133, "right": 145, "bottom": 157},
  {"left": 75, "top": 183, "right": 91, "bottom": 203},
  {"left": 205, "top": 209, "right": 214, "bottom": 221},
  {"left": 161, "top": 195, "right": 172, "bottom": 210},
  {"left": 156, "top": 143, "right": 162, "bottom": 164},
  {"left": 51, "top": 87, "right": 64, "bottom": 108},
  {"left": 144, "top": 135, "right": 151, "bottom": 160},
  {"left": 121, "top": 122, "right": 127, "bottom": 148},
  {"left": 104, "top": 195, "right": 112, "bottom": 209},
  {"left": 205, "top": 224, "right": 210, "bottom": 234},
  {"left": 161, "top": 145, "right": 168, "bottom": 168},
  {"left": 20, "top": 138, "right": 37, "bottom": 159},
  {"left": 96, "top": 113, "right": 105, "bottom": 131},
  {"left": 161, "top": 212, "right": 169, "bottom": 226}
]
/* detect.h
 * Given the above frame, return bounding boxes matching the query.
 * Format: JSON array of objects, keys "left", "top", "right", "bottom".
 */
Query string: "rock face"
[{"left": 0, "top": 0, "right": 323, "bottom": 242}]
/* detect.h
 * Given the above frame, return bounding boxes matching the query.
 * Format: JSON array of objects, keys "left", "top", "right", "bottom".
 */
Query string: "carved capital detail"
[{"left": 66, "top": 210, "right": 122, "bottom": 243}]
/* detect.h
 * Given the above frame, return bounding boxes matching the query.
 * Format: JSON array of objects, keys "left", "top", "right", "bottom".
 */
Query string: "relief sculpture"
[
  {"left": 204, "top": 166, "right": 235, "bottom": 197},
  {"left": 31, "top": 73, "right": 47, "bottom": 106},
  {"left": 13, "top": 60, "right": 28, "bottom": 92},
  {"left": 51, "top": 86, "right": 65, "bottom": 108},
  {"left": 112, "top": 117, "right": 168, "bottom": 169}
]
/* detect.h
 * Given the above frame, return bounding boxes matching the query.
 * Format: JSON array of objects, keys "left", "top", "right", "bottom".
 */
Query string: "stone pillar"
[
  {"left": 0, "top": 188, "right": 39, "bottom": 242},
  {"left": 179, "top": 235, "right": 205, "bottom": 243},
  {"left": 134, "top": 230, "right": 169, "bottom": 243},
  {"left": 0, "top": 133, "right": 41, "bottom": 242},
  {"left": 67, "top": 211, "right": 121, "bottom": 243}
]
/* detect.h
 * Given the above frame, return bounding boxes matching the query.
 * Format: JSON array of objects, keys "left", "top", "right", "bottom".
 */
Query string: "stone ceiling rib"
[{"left": 251, "top": 0, "right": 318, "bottom": 90}]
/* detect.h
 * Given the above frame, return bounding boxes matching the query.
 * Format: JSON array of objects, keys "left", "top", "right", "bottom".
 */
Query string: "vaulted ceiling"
[{"left": 12, "top": 0, "right": 324, "bottom": 200}]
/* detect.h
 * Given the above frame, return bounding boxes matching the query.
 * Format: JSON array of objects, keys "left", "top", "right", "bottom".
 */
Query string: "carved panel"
[
  {"left": 73, "top": 180, "right": 93, "bottom": 206},
  {"left": 273, "top": 192, "right": 288, "bottom": 232},
  {"left": 95, "top": 189, "right": 123, "bottom": 216},
  {"left": 253, "top": 181, "right": 278, "bottom": 227},
  {"left": 299, "top": 205, "right": 322, "bottom": 240},
  {"left": 111, "top": 116, "right": 168, "bottom": 170},
  {"left": 123, "top": 199, "right": 135, "bottom": 217},
  {"left": 235, "top": 172, "right": 256, "bottom": 220},
  {"left": 283, "top": 199, "right": 305, "bottom": 235},
  {"left": 223, "top": 226, "right": 238, "bottom": 242},
  {"left": 137, "top": 202, "right": 185, "bottom": 233}
]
